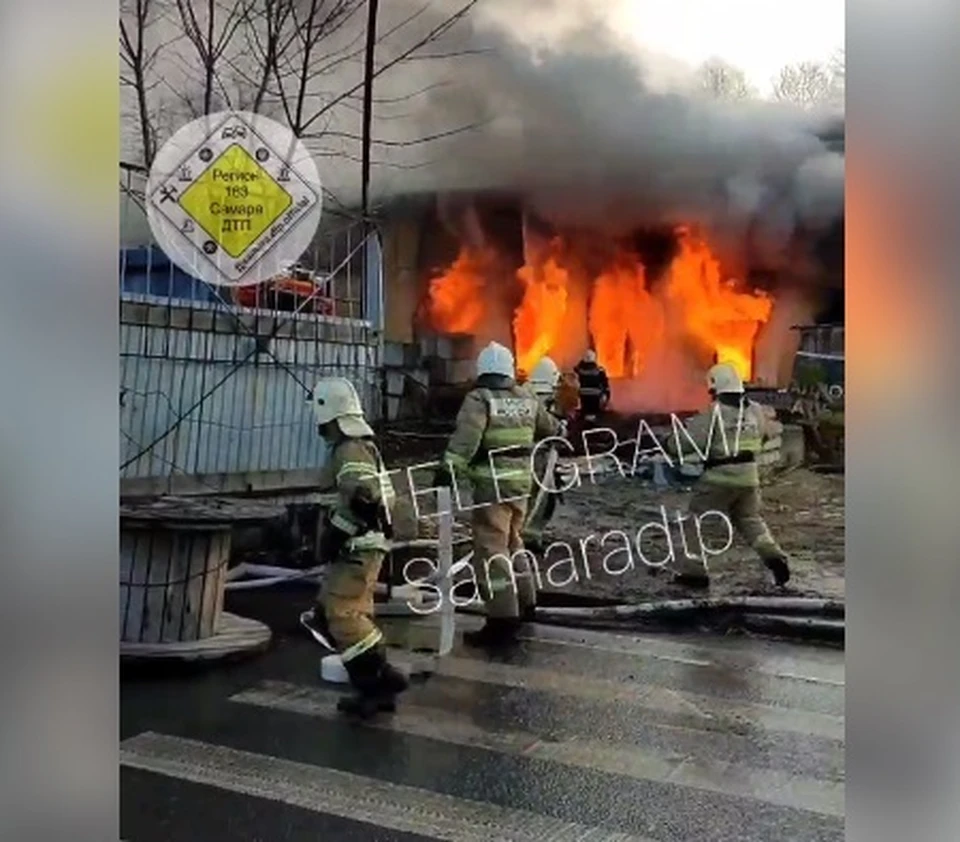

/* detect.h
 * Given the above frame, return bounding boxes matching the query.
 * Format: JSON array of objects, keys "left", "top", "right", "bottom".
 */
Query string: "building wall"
[
  {"left": 120, "top": 299, "right": 381, "bottom": 498},
  {"left": 381, "top": 214, "right": 426, "bottom": 344}
]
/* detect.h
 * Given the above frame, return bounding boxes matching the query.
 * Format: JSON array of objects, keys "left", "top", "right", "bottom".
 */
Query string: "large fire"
[
  {"left": 424, "top": 246, "right": 491, "bottom": 334},
  {"left": 425, "top": 223, "right": 773, "bottom": 395},
  {"left": 589, "top": 249, "right": 664, "bottom": 379},
  {"left": 512, "top": 237, "right": 571, "bottom": 375},
  {"left": 664, "top": 229, "right": 773, "bottom": 381}
]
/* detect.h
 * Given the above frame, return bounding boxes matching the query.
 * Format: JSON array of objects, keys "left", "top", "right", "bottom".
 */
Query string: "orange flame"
[
  {"left": 664, "top": 229, "right": 773, "bottom": 381},
  {"left": 424, "top": 227, "right": 773, "bottom": 387},
  {"left": 589, "top": 251, "right": 665, "bottom": 378},
  {"left": 512, "top": 238, "right": 570, "bottom": 376},
  {"left": 425, "top": 247, "right": 489, "bottom": 334}
]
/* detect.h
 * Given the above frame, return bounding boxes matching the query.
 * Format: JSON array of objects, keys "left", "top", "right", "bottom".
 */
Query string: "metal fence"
[
  {"left": 119, "top": 165, "right": 384, "bottom": 499},
  {"left": 796, "top": 324, "right": 844, "bottom": 358}
]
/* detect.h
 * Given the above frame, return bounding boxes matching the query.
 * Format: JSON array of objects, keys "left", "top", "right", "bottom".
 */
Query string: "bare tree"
[
  {"left": 120, "top": 0, "right": 169, "bottom": 168},
  {"left": 170, "top": 0, "right": 249, "bottom": 117},
  {"left": 260, "top": 0, "right": 483, "bottom": 141},
  {"left": 696, "top": 57, "right": 756, "bottom": 101},
  {"left": 827, "top": 47, "right": 845, "bottom": 108},
  {"left": 120, "top": 0, "right": 486, "bottom": 220},
  {"left": 264, "top": 0, "right": 365, "bottom": 135},
  {"left": 771, "top": 60, "right": 835, "bottom": 109}
]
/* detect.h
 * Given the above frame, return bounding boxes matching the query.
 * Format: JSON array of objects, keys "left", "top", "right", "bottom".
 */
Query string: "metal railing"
[{"left": 119, "top": 165, "right": 384, "bottom": 499}]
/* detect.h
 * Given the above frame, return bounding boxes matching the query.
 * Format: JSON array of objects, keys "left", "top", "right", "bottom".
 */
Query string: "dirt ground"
[
  {"left": 384, "top": 423, "right": 845, "bottom": 603},
  {"left": 539, "top": 467, "right": 845, "bottom": 602}
]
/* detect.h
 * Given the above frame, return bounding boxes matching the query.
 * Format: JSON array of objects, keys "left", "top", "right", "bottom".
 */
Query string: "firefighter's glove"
[
  {"left": 349, "top": 488, "right": 393, "bottom": 540},
  {"left": 350, "top": 487, "right": 381, "bottom": 531}
]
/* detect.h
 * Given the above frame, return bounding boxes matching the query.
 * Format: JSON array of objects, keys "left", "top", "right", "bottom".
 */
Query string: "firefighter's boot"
[
  {"left": 337, "top": 646, "right": 407, "bottom": 719},
  {"left": 375, "top": 661, "right": 410, "bottom": 713},
  {"left": 764, "top": 555, "right": 791, "bottom": 587},
  {"left": 462, "top": 617, "right": 522, "bottom": 650}
]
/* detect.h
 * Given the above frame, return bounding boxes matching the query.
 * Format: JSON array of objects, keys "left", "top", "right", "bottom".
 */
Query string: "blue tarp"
[{"left": 120, "top": 246, "right": 221, "bottom": 303}]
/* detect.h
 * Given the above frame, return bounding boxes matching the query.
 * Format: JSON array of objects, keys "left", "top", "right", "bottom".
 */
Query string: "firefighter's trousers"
[
  {"left": 675, "top": 483, "right": 787, "bottom": 577},
  {"left": 321, "top": 549, "right": 385, "bottom": 663},
  {"left": 580, "top": 393, "right": 603, "bottom": 417},
  {"left": 471, "top": 498, "right": 537, "bottom": 618}
]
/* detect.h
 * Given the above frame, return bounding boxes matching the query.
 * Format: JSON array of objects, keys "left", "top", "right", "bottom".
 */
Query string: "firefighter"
[
  {"left": 555, "top": 370, "right": 581, "bottom": 421},
  {"left": 435, "top": 341, "right": 561, "bottom": 648},
  {"left": 522, "top": 356, "right": 568, "bottom": 553},
  {"left": 303, "top": 377, "right": 408, "bottom": 718},
  {"left": 669, "top": 363, "right": 791, "bottom": 589},
  {"left": 574, "top": 350, "right": 611, "bottom": 421}
]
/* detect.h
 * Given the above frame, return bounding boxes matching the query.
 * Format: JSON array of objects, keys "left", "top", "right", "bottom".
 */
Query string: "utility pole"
[
  {"left": 360, "top": 0, "right": 379, "bottom": 222},
  {"left": 360, "top": 0, "right": 384, "bottom": 429}
]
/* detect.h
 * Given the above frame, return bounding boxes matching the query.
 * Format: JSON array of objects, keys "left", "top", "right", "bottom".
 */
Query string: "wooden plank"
[
  {"left": 120, "top": 612, "right": 272, "bottom": 662},
  {"left": 142, "top": 530, "right": 174, "bottom": 644},
  {"left": 180, "top": 531, "right": 210, "bottom": 640}
]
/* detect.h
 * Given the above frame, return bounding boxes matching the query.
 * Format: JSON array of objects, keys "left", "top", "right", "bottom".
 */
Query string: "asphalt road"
[{"left": 121, "top": 595, "right": 844, "bottom": 842}]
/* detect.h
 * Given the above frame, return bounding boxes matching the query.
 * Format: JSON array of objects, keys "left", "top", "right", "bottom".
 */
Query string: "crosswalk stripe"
[
  {"left": 519, "top": 625, "right": 845, "bottom": 686},
  {"left": 395, "top": 653, "right": 845, "bottom": 741},
  {"left": 230, "top": 679, "right": 844, "bottom": 817},
  {"left": 120, "top": 732, "right": 656, "bottom": 842}
]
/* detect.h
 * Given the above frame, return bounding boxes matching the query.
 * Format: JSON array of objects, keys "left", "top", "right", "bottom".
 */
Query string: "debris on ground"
[{"left": 384, "top": 425, "right": 844, "bottom": 602}]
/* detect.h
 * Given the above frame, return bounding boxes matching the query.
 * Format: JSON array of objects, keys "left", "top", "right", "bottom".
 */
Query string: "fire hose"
[{"left": 456, "top": 597, "right": 845, "bottom": 645}]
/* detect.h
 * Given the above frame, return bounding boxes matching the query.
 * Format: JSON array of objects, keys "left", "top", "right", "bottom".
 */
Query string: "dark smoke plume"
[{"left": 327, "top": 0, "right": 843, "bottom": 280}]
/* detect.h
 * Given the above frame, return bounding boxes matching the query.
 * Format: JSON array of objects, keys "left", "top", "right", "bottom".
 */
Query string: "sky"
[{"left": 616, "top": 0, "right": 845, "bottom": 93}]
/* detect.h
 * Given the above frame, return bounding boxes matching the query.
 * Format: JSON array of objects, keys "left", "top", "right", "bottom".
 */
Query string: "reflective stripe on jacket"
[
  {"left": 323, "top": 437, "right": 395, "bottom": 553},
  {"left": 669, "top": 400, "right": 774, "bottom": 488},
  {"left": 444, "top": 379, "right": 560, "bottom": 503}
]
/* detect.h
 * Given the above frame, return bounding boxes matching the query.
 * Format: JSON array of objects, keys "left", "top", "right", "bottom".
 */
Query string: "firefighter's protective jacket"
[
  {"left": 574, "top": 360, "right": 610, "bottom": 399},
  {"left": 319, "top": 437, "right": 395, "bottom": 553},
  {"left": 669, "top": 397, "right": 779, "bottom": 488},
  {"left": 443, "top": 374, "right": 560, "bottom": 504}
]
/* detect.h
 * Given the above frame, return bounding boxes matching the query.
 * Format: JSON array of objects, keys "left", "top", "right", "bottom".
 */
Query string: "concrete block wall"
[{"left": 383, "top": 333, "right": 476, "bottom": 421}]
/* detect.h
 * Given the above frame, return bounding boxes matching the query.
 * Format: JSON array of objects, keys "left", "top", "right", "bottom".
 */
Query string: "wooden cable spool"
[{"left": 120, "top": 497, "right": 282, "bottom": 662}]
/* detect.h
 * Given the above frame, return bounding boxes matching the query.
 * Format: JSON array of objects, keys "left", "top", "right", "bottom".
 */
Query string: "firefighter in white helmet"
[
  {"left": 528, "top": 357, "right": 561, "bottom": 410},
  {"left": 301, "top": 377, "right": 407, "bottom": 718},
  {"left": 435, "top": 342, "right": 561, "bottom": 648},
  {"left": 522, "top": 356, "right": 568, "bottom": 552},
  {"left": 668, "top": 362, "right": 791, "bottom": 588}
]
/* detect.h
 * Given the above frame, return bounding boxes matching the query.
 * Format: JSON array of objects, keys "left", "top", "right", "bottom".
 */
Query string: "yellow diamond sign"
[
  {"left": 146, "top": 111, "right": 323, "bottom": 287},
  {"left": 178, "top": 144, "right": 293, "bottom": 259}
]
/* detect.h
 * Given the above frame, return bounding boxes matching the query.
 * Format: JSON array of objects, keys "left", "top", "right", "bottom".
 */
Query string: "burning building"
[
  {"left": 378, "top": 180, "right": 842, "bottom": 416},
  {"left": 367, "top": 3, "right": 844, "bottom": 416}
]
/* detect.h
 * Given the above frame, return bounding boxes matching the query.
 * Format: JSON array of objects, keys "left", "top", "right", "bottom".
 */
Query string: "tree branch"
[{"left": 298, "top": 0, "right": 479, "bottom": 135}]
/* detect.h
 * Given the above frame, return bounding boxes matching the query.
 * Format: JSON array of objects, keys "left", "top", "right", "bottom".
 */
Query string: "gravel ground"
[
  {"left": 386, "top": 443, "right": 845, "bottom": 603},
  {"left": 539, "top": 467, "right": 845, "bottom": 602}
]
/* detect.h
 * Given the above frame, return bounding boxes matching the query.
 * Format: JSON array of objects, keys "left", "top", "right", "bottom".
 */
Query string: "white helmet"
[
  {"left": 528, "top": 356, "right": 560, "bottom": 395},
  {"left": 310, "top": 377, "right": 374, "bottom": 437},
  {"left": 476, "top": 341, "right": 515, "bottom": 378},
  {"left": 707, "top": 363, "right": 744, "bottom": 395},
  {"left": 582, "top": 349, "right": 597, "bottom": 364}
]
